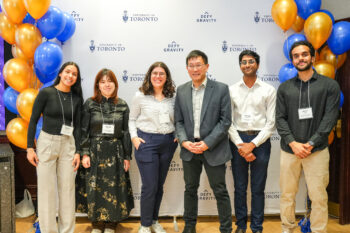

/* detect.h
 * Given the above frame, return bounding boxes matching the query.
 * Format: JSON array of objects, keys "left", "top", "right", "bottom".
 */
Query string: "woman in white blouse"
[{"left": 129, "top": 62, "right": 177, "bottom": 233}]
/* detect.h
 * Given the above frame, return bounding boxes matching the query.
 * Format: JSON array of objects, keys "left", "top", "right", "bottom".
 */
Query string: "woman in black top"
[
  {"left": 76, "top": 69, "right": 134, "bottom": 233},
  {"left": 27, "top": 61, "right": 83, "bottom": 233}
]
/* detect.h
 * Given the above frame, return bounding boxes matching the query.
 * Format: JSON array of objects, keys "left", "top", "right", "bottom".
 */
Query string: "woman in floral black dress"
[{"left": 76, "top": 69, "right": 134, "bottom": 233}]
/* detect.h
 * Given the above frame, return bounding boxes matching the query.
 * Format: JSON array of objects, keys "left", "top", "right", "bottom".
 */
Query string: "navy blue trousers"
[
  {"left": 135, "top": 130, "right": 177, "bottom": 227},
  {"left": 230, "top": 132, "right": 271, "bottom": 232}
]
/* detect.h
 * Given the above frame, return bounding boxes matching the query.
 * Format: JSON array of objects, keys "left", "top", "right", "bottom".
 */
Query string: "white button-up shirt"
[
  {"left": 129, "top": 91, "right": 175, "bottom": 138},
  {"left": 192, "top": 78, "right": 207, "bottom": 139},
  {"left": 228, "top": 78, "right": 276, "bottom": 147}
]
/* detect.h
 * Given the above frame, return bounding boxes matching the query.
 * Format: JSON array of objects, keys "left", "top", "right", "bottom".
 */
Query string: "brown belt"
[{"left": 238, "top": 130, "right": 260, "bottom": 136}]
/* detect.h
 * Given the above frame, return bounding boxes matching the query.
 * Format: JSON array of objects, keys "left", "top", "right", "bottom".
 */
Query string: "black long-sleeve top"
[
  {"left": 80, "top": 97, "right": 132, "bottom": 159},
  {"left": 27, "top": 86, "right": 82, "bottom": 153},
  {"left": 276, "top": 71, "right": 340, "bottom": 154}
]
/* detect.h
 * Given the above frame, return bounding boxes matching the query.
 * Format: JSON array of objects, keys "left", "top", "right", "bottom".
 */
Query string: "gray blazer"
[{"left": 174, "top": 79, "right": 232, "bottom": 166}]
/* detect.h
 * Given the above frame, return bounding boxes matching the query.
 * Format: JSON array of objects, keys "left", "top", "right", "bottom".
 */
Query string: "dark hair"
[
  {"left": 53, "top": 61, "right": 83, "bottom": 104},
  {"left": 139, "top": 62, "right": 176, "bottom": 98},
  {"left": 186, "top": 50, "right": 208, "bottom": 65},
  {"left": 92, "top": 68, "right": 119, "bottom": 104},
  {"left": 289, "top": 40, "right": 315, "bottom": 60},
  {"left": 239, "top": 50, "right": 260, "bottom": 65}
]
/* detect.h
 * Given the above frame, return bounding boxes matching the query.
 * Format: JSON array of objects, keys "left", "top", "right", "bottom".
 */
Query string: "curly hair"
[{"left": 139, "top": 62, "right": 176, "bottom": 98}]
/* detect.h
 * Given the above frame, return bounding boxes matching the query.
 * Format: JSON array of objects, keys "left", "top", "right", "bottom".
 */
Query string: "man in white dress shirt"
[{"left": 228, "top": 50, "right": 276, "bottom": 233}]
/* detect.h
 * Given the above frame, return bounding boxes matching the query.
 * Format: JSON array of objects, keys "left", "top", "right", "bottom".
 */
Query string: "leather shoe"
[
  {"left": 235, "top": 228, "right": 246, "bottom": 233},
  {"left": 182, "top": 226, "right": 196, "bottom": 233}
]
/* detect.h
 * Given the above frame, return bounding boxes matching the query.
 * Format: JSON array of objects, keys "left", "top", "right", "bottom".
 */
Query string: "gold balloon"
[
  {"left": 314, "top": 61, "right": 335, "bottom": 79},
  {"left": 336, "top": 119, "right": 341, "bottom": 138},
  {"left": 315, "top": 51, "right": 320, "bottom": 62},
  {"left": 292, "top": 15, "right": 305, "bottom": 32},
  {"left": 320, "top": 46, "right": 347, "bottom": 69},
  {"left": 271, "top": 0, "right": 297, "bottom": 31},
  {"left": 3, "top": 58, "right": 31, "bottom": 92},
  {"left": 304, "top": 12, "right": 333, "bottom": 50},
  {"left": 2, "top": 0, "right": 27, "bottom": 24},
  {"left": 16, "top": 88, "right": 39, "bottom": 122},
  {"left": 15, "top": 23, "right": 42, "bottom": 59},
  {"left": 0, "top": 12, "right": 17, "bottom": 44},
  {"left": 12, "top": 44, "right": 29, "bottom": 60},
  {"left": 6, "top": 117, "right": 29, "bottom": 149},
  {"left": 23, "top": 0, "right": 51, "bottom": 19},
  {"left": 328, "top": 130, "right": 334, "bottom": 145},
  {"left": 29, "top": 68, "right": 43, "bottom": 89}
]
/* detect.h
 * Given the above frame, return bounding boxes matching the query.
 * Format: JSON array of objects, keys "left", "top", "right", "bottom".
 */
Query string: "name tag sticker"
[
  {"left": 241, "top": 113, "right": 253, "bottom": 123},
  {"left": 159, "top": 112, "right": 170, "bottom": 124},
  {"left": 61, "top": 125, "right": 74, "bottom": 136},
  {"left": 102, "top": 124, "right": 114, "bottom": 134},
  {"left": 298, "top": 107, "right": 313, "bottom": 120}
]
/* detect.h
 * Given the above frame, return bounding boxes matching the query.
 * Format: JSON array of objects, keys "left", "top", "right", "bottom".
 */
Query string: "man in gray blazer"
[{"left": 175, "top": 50, "right": 232, "bottom": 233}]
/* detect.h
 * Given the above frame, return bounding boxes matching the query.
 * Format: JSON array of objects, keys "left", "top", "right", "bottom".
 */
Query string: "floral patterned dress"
[{"left": 76, "top": 97, "right": 134, "bottom": 222}]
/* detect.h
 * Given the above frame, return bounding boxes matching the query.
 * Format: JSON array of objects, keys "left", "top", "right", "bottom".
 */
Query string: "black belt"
[
  {"left": 238, "top": 130, "right": 260, "bottom": 136},
  {"left": 194, "top": 138, "right": 201, "bottom": 142}
]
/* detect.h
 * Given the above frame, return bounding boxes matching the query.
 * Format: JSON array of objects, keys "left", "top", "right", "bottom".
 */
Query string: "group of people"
[{"left": 26, "top": 40, "right": 340, "bottom": 233}]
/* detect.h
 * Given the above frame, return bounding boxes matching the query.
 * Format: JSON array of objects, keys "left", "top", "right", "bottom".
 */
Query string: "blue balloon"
[
  {"left": 40, "top": 80, "right": 55, "bottom": 90},
  {"left": 340, "top": 91, "right": 344, "bottom": 109},
  {"left": 319, "top": 9, "right": 335, "bottom": 24},
  {"left": 37, "top": 6, "right": 66, "bottom": 39},
  {"left": 34, "top": 41, "right": 63, "bottom": 75},
  {"left": 35, "top": 117, "right": 43, "bottom": 140},
  {"left": 279, "top": 63, "right": 298, "bottom": 83},
  {"left": 35, "top": 65, "right": 59, "bottom": 84},
  {"left": 22, "top": 13, "right": 35, "bottom": 25},
  {"left": 57, "top": 12, "right": 76, "bottom": 43},
  {"left": 3, "top": 87, "right": 19, "bottom": 114},
  {"left": 327, "top": 21, "right": 350, "bottom": 55},
  {"left": 283, "top": 34, "right": 307, "bottom": 61},
  {"left": 295, "top": 0, "right": 321, "bottom": 20}
]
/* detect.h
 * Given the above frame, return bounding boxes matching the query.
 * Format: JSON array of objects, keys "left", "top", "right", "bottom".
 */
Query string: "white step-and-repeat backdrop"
[{"left": 52, "top": 0, "right": 307, "bottom": 216}]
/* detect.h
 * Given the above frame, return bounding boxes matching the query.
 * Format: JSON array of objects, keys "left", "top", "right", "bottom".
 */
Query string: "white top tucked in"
[
  {"left": 228, "top": 78, "right": 276, "bottom": 147},
  {"left": 129, "top": 91, "right": 175, "bottom": 138}
]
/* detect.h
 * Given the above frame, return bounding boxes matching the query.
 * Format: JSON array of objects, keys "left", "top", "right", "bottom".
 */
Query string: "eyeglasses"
[
  {"left": 240, "top": 59, "right": 256, "bottom": 65},
  {"left": 151, "top": 71, "right": 166, "bottom": 77},
  {"left": 187, "top": 64, "right": 205, "bottom": 70}
]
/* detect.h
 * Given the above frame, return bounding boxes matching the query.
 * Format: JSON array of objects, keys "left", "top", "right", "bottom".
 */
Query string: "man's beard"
[{"left": 295, "top": 61, "right": 312, "bottom": 72}]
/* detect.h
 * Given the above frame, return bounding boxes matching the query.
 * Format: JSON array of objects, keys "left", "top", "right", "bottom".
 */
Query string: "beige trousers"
[
  {"left": 36, "top": 131, "right": 76, "bottom": 233},
  {"left": 280, "top": 148, "right": 329, "bottom": 233}
]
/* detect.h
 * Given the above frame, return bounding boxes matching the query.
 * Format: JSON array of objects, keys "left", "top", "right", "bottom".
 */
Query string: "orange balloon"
[
  {"left": 3, "top": 58, "right": 31, "bottom": 92},
  {"left": 15, "top": 23, "right": 42, "bottom": 59},
  {"left": 328, "top": 130, "right": 334, "bottom": 145},
  {"left": 0, "top": 12, "right": 17, "bottom": 44},
  {"left": 315, "top": 51, "right": 321, "bottom": 62},
  {"left": 29, "top": 68, "right": 43, "bottom": 89},
  {"left": 304, "top": 12, "right": 333, "bottom": 50},
  {"left": 6, "top": 117, "right": 29, "bottom": 149},
  {"left": 271, "top": 0, "right": 297, "bottom": 31},
  {"left": 320, "top": 46, "right": 347, "bottom": 69},
  {"left": 336, "top": 119, "right": 341, "bottom": 138},
  {"left": 23, "top": 0, "right": 51, "bottom": 19},
  {"left": 292, "top": 15, "right": 305, "bottom": 32},
  {"left": 16, "top": 88, "right": 39, "bottom": 122},
  {"left": 314, "top": 61, "right": 335, "bottom": 79},
  {"left": 2, "top": 0, "right": 27, "bottom": 24}
]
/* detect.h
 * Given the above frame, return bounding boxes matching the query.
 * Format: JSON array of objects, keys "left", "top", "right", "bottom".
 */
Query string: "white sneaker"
[
  {"left": 139, "top": 225, "right": 152, "bottom": 233},
  {"left": 91, "top": 229, "right": 102, "bottom": 233},
  {"left": 104, "top": 228, "right": 115, "bottom": 233},
  {"left": 151, "top": 221, "right": 166, "bottom": 233}
]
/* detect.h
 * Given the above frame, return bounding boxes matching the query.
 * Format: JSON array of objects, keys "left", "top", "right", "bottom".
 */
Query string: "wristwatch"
[{"left": 308, "top": 141, "right": 315, "bottom": 147}]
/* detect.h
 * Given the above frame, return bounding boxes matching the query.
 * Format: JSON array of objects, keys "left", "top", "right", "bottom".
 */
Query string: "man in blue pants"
[{"left": 228, "top": 50, "right": 276, "bottom": 233}]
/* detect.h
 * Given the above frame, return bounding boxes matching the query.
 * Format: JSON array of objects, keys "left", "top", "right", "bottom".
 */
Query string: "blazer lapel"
[
  {"left": 200, "top": 79, "right": 214, "bottom": 123},
  {"left": 184, "top": 82, "right": 194, "bottom": 124}
]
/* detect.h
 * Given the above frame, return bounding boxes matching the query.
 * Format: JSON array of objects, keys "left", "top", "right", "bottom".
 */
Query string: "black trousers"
[{"left": 182, "top": 155, "right": 232, "bottom": 233}]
